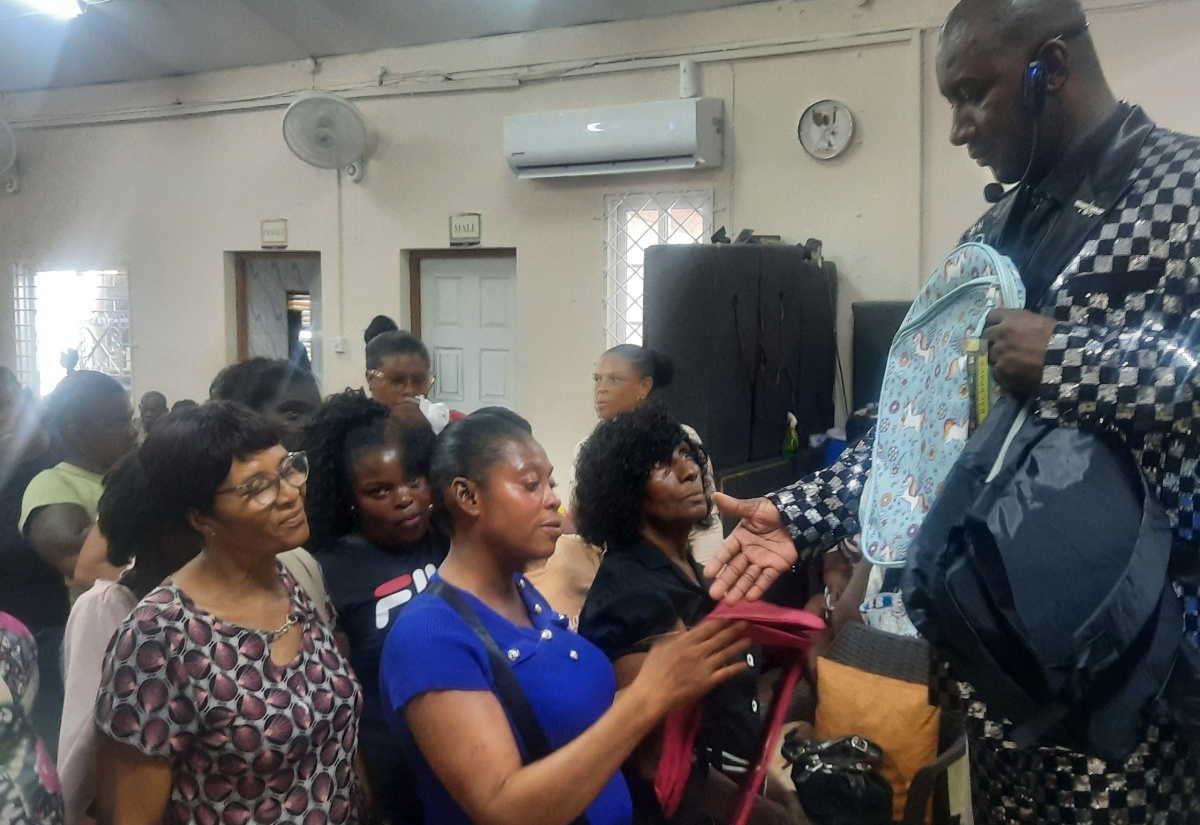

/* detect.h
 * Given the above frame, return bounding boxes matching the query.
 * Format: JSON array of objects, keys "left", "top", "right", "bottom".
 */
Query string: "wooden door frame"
[
  {"left": 232, "top": 250, "right": 321, "bottom": 361},
  {"left": 406, "top": 248, "right": 516, "bottom": 337}
]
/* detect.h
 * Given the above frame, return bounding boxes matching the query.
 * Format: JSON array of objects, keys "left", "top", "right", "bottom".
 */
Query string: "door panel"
[
  {"left": 480, "top": 278, "right": 512, "bottom": 327},
  {"left": 435, "top": 279, "right": 463, "bottom": 326},
  {"left": 433, "top": 347, "right": 465, "bottom": 402},
  {"left": 480, "top": 349, "right": 510, "bottom": 402},
  {"left": 420, "top": 256, "right": 517, "bottom": 413}
]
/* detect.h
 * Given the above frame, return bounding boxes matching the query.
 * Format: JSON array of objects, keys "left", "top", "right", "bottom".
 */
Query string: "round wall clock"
[{"left": 797, "top": 99, "right": 855, "bottom": 160}]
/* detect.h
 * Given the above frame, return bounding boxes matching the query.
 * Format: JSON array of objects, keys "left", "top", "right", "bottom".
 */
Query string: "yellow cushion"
[{"left": 814, "top": 656, "right": 941, "bottom": 822}]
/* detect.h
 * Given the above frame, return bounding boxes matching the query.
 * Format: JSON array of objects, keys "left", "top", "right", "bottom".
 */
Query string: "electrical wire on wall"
[
  {"left": 335, "top": 166, "right": 346, "bottom": 349},
  {"left": 726, "top": 61, "right": 736, "bottom": 234}
]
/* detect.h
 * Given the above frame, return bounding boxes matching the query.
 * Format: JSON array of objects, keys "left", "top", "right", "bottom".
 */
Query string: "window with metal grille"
[
  {"left": 12, "top": 268, "right": 132, "bottom": 396},
  {"left": 604, "top": 190, "right": 713, "bottom": 346}
]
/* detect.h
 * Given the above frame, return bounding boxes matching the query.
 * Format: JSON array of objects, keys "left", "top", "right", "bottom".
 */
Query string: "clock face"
[{"left": 798, "top": 100, "right": 854, "bottom": 160}]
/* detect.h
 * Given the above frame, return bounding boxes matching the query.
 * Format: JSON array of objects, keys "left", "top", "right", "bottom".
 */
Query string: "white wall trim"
[
  {"left": 8, "top": 30, "right": 914, "bottom": 130},
  {"left": 7, "top": 0, "right": 1194, "bottom": 130}
]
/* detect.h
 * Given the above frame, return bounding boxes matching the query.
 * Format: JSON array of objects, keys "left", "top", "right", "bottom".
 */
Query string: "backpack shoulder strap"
[
  {"left": 278, "top": 547, "right": 331, "bottom": 625},
  {"left": 427, "top": 579, "right": 590, "bottom": 825},
  {"left": 1071, "top": 455, "right": 1174, "bottom": 682}
]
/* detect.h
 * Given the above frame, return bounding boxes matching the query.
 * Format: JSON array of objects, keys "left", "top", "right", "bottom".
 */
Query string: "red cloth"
[{"left": 655, "top": 601, "right": 825, "bottom": 825}]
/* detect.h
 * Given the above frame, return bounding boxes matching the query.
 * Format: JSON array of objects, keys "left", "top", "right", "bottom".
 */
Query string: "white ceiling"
[{"left": 0, "top": 0, "right": 771, "bottom": 93}]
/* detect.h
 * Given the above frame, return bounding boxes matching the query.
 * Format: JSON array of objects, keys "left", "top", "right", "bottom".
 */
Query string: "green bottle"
[{"left": 782, "top": 412, "right": 800, "bottom": 456}]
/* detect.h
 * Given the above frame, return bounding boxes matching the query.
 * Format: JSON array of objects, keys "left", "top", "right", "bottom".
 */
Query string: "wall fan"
[
  {"left": 0, "top": 120, "right": 18, "bottom": 194},
  {"left": 282, "top": 91, "right": 368, "bottom": 182}
]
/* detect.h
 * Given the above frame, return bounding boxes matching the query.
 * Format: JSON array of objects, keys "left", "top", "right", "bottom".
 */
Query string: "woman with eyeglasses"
[
  {"left": 92, "top": 401, "right": 365, "bottom": 825},
  {"left": 74, "top": 359, "right": 323, "bottom": 599},
  {"left": 303, "top": 389, "right": 449, "bottom": 825},
  {"left": 365, "top": 330, "right": 463, "bottom": 433}
]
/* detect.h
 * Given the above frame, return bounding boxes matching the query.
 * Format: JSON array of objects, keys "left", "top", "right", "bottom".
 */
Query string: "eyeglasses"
[
  {"left": 367, "top": 369, "right": 436, "bottom": 393},
  {"left": 216, "top": 451, "right": 309, "bottom": 507}
]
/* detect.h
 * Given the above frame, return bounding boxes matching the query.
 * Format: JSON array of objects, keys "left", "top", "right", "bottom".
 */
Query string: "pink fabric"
[
  {"left": 655, "top": 601, "right": 824, "bottom": 825},
  {"left": 58, "top": 579, "right": 137, "bottom": 825}
]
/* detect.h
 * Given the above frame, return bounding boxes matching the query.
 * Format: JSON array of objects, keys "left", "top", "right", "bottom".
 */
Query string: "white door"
[{"left": 420, "top": 256, "right": 517, "bottom": 413}]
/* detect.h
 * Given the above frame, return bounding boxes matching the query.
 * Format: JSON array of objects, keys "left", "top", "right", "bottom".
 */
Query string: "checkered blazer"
[{"left": 769, "top": 105, "right": 1200, "bottom": 565}]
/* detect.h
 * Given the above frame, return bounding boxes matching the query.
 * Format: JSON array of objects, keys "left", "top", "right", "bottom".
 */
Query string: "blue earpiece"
[{"left": 1022, "top": 60, "right": 1048, "bottom": 115}]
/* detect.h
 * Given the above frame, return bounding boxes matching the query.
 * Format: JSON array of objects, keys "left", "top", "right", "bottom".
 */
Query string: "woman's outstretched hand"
[
  {"left": 703, "top": 493, "right": 798, "bottom": 604},
  {"left": 632, "top": 619, "right": 752, "bottom": 714}
]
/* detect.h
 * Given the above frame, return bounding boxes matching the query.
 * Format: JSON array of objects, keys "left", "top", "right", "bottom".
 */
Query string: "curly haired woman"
[{"left": 575, "top": 405, "right": 805, "bottom": 825}]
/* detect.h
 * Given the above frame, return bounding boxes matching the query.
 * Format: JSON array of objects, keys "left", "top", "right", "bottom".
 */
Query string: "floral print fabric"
[
  {"left": 0, "top": 611, "right": 64, "bottom": 825},
  {"left": 94, "top": 564, "right": 363, "bottom": 825}
]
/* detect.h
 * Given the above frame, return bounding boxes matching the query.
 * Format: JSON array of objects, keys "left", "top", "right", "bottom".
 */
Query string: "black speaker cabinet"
[
  {"left": 851, "top": 300, "right": 911, "bottom": 410},
  {"left": 643, "top": 245, "right": 837, "bottom": 472}
]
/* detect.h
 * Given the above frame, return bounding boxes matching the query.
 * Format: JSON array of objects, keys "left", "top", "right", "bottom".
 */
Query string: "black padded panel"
[
  {"left": 755, "top": 258, "right": 838, "bottom": 460},
  {"left": 851, "top": 300, "right": 911, "bottom": 411},
  {"left": 644, "top": 245, "right": 837, "bottom": 472},
  {"left": 643, "top": 245, "right": 758, "bottom": 470}
]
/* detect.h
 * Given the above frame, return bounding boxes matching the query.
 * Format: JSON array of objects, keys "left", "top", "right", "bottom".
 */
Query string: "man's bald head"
[
  {"left": 943, "top": 0, "right": 1088, "bottom": 57},
  {"left": 936, "top": 0, "right": 1115, "bottom": 184}
]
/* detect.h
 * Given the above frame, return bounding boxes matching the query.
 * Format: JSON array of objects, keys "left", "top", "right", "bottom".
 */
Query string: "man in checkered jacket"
[{"left": 705, "top": 0, "right": 1200, "bottom": 819}]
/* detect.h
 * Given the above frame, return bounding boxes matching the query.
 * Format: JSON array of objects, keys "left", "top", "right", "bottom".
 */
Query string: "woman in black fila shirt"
[{"left": 302, "top": 389, "right": 450, "bottom": 824}]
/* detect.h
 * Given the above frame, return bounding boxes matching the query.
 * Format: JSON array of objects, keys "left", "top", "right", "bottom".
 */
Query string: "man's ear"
[
  {"left": 452, "top": 477, "right": 481, "bottom": 517},
  {"left": 1042, "top": 39, "right": 1071, "bottom": 94}
]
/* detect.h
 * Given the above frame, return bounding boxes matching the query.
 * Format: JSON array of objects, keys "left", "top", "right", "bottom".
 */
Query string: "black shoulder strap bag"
[{"left": 428, "top": 579, "right": 591, "bottom": 825}]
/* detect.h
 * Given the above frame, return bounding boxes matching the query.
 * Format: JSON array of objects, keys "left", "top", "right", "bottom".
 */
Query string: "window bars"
[
  {"left": 604, "top": 190, "right": 713, "bottom": 347},
  {"left": 13, "top": 268, "right": 131, "bottom": 396}
]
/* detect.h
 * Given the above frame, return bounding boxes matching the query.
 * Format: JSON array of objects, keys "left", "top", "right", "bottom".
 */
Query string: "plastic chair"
[{"left": 822, "top": 622, "right": 967, "bottom": 825}]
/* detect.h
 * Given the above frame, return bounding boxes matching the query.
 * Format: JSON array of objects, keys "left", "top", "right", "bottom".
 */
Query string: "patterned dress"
[
  {"left": 0, "top": 611, "right": 63, "bottom": 825},
  {"left": 94, "top": 563, "right": 364, "bottom": 825}
]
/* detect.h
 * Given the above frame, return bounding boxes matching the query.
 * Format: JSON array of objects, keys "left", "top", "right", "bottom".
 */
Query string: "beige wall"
[{"left": 1, "top": 0, "right": 1199, "bottom": 478}]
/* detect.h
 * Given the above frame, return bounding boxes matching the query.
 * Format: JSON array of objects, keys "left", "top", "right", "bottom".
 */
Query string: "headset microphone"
[
  {"left": 1011, "top": 40, "right": 1054, "bottom": 191},
  {"left": 979, "top": 25, "right": 1086, "bottom": 209}
]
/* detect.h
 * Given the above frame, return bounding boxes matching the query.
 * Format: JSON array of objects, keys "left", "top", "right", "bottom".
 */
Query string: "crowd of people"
[
  {"left": 3, "top": 0, "right": 1200, "bottom": 822},
  {"left": 0, "top": 324, "right": 768, "bottom": 825}
]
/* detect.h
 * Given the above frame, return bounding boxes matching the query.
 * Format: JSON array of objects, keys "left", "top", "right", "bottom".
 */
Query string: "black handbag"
[
  {"left": 904, "top": 394, "right": 1192, "bottom": 760},
  {"left": 428, "top": 580, "right": 590, "bottom": 825},
  {"left": 780, "top": 733, "right": 892, "bottom": 825}
]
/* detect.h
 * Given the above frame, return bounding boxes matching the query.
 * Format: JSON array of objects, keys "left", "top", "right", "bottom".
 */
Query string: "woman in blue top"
[{"left": 380, "top": 410, "right": 751, "bottom": 825}]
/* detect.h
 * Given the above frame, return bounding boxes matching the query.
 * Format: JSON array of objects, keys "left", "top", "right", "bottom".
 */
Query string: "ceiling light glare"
[{"left": 19, "top": 0, "right": 82, "bottom": 19}]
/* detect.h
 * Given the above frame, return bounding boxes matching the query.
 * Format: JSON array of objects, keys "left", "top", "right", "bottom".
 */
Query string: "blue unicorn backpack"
[{"left": 859, "top": 242, "right": 1025, "bottom": 568}]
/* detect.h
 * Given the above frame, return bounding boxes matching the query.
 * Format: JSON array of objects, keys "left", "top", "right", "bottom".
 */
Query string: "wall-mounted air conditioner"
[{"left": 504, "top": 97, "right": 724, "bottom": 179}]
